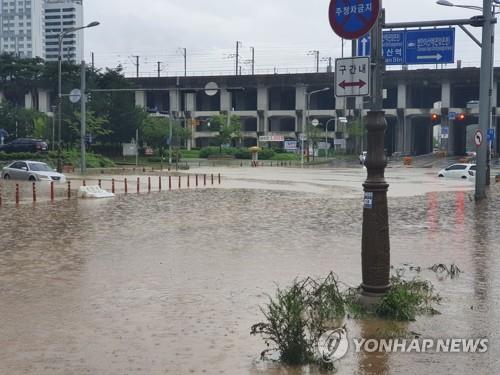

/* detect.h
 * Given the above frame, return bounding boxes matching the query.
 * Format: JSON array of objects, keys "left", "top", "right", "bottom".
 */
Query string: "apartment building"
[
  {"left": 44, "top": 0, "right": 83, "bottom": 62},
  {"left": 0, "top": 0, "right": 44, "bottom": 58},
  {"left": 0, "top": 0, "right": 83, "bottom": 62}
]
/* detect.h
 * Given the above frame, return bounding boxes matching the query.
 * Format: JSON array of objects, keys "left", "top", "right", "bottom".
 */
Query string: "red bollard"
[
  {"left": 204, "top": 174, "right": 206, "bottom": 186},
  {"left": 159, "top": 176, "right": 162, "bottom": 191},
  {"left": 187, "top": 175, "right": 190, "bottom": 188},
  {"left": 124, "top": 178, "right": 128, "bottom": 194},
  {"left": 196, "top": 174, "right": 198, "bottom": 187},
  {"left": 218, "top": 173, "right": 221, "bottom": 184},
  {"left": 148, "top": 176, "right": 151, "bottom": 193},
  {"left": 98, "top": 179, "right": 102, "bottom": 188},
  {"left": 50, "top": 181, "right": 54, "bottom": 202},
  {"left": 137, "top": 177, "right": 140, "bottom": 193},
  {"left": 178, "top": 176, "right": 181, "bottom": 189},
  {"left": 32, "top": 182, "right": 36, "bottom": 203},
  {"left": 169, "top": 175, "right": 172, "bottom": 190},
  {"left": 15, "top": 184, "right": 19, "bottom": 206},
  {"left": 211, "top": 174, "right": 214, "bottom": 185},
  {"left": 67, "top": 181, "right": 71, "bottom": 199}
]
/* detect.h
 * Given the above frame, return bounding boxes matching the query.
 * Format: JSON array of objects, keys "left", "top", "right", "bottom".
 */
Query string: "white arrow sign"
[
  {"left": 360, "top": 37, "right": 369, "bottom": 56},
  {"left": 416, "top": 53, "right": 443, "bottom": 61}
]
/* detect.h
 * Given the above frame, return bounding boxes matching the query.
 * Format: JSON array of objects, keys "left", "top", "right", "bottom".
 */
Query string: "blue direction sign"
[
  {"left": 329, "top": 0, "right": 380, "bottom": 40},
  {"left": 487, "top": 128, "right": 495, "bottom": 142},
  {"left": 406, "top": 28, "right": 455, "bottom": 64},
  {"left": 357, "top": 28, "right": 455, "bottom": 65},
  {"left": 357, "top": 31, "right": 405, "bottom": 65}
]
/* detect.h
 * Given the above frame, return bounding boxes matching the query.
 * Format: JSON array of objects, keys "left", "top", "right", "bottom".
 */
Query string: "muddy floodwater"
[{"left": 0, "top": 167, "right": 499, "bottom": 374}]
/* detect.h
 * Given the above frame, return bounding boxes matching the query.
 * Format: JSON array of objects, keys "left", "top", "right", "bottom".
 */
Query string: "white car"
[
  {"left": 1, "top": 160, "right": 66, "bottom": 183},
  {"left": 359, "top": 151, "right": 367, "bottom": 164},
  {"left": 437, "top": 163, "right": 476, "bottom": 179}
]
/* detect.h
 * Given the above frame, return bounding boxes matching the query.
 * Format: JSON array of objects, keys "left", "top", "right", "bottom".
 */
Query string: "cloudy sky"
[{"left": 83, "top": 0, "right": 493, "bottom": 77}]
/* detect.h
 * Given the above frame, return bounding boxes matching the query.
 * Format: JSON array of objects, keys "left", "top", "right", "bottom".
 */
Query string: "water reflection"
[{"left": 0, "top": 185, "right": 498, "bottom": 374}]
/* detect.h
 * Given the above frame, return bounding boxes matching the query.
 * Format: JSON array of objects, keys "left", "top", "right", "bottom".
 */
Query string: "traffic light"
[{"left": 431, "top": 113, "right": 441, "bottom": 125}]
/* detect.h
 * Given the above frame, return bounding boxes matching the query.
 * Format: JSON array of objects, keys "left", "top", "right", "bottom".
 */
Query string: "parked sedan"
[
  {"left": 0, "top": 138, "right": 48, "bottom": 153},
  {"left": 1, "top": 161, "right": 66, "bottom": 182},
  {"left": 437, "top": 163, "right": 476, "bottom": 179}
]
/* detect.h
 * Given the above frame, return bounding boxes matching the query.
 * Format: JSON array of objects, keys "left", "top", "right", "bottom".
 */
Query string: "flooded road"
[{"left": 0, "top": 167, "right": 499, "bottom": 374}]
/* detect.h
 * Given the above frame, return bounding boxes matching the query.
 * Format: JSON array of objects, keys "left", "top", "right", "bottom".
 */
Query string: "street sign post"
[
  {"left": 335, "top": 57, "right": 370, "bottom": 97},
  {"left": 357, "top": 28, "right": 455, "bottom": 65},
  {"left": 328, "top": 0, "right": 380, "bottom": 39}
]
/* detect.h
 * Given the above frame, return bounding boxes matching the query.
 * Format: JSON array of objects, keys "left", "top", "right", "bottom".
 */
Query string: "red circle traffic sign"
[
  {"left": 328, "top": 0, "right": 380, "bottom": 40},
  {"left": 474, "top": 129, "right": 483, "bottom": 147}
]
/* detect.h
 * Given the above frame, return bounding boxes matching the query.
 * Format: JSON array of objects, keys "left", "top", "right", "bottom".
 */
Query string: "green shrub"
[
  {"left": 258, "top": 148, "right": 276, "bottom": 160},
  {"left": 375, "top": 277, "right": 441, "bottom": 321},
  {"left": 252, "top": 271, "right": 442, "bottom": 366},
  {"left": 251, "top": 273, "right": 345, "bottom": 365},
  {"left": 234, "top": 148, "right": 252, "bottom": 159},
  {"left": 270, "top": 153, "right": 298, "bottom": 161},
  {"left": 199, "top": 146, "right": 221, "bottom": 158}
]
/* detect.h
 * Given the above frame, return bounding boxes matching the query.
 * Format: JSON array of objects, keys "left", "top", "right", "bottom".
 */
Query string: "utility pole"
[
  {"left": 235, "top": 41, "right": 242, "bottom": 75},
  {"left": 133, "top": 55, "right": 140, "bottom": 78},
  {"left": 157, "top": 61, "right": 162, "bottom": 78},
  {"left": 250, "top": 47, "right": 255, "bottom": 75},
  {"left": 308, "top": 50, "right": 320, "bottom": 72},
  {"left": 181, "top": 48, "right": 187, "bottom": 77}
]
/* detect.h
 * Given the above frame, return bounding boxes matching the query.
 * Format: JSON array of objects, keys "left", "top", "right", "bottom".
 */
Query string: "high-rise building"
[
  {"left": 44, "top": 0, "right": 83, "bottom": 63},
  {"left": 0, "top": 0, "right": 45, "bottom": 58}
]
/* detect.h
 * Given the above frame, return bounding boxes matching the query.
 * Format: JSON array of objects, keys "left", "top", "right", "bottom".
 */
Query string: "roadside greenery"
[{"left": 0, "top": 150, "right": 115, "bottom": 168}]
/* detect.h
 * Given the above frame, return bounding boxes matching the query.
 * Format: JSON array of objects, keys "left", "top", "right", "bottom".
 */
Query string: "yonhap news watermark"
[
  {"left": 351, "top": 337, "right": 489, "bottom": 354},
  {"left": 318, "top": 329, "right": 489, "bottom": 363}
]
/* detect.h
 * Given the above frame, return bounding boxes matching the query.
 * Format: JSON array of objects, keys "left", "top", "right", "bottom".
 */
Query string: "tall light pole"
[
  {"left": 437, "top": 0, "right": 497, "bottom": 200},
  {"left": 303, "top": 87, "right": 330, "bottom": 166},
  {"left": 57, "top": 21, "right": 100, "bottom": 173}
]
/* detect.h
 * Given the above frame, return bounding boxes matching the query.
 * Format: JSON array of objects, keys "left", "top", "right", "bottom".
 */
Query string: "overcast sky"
[{"left": 83, "top": 0, "right": 493, "bottom": 77}]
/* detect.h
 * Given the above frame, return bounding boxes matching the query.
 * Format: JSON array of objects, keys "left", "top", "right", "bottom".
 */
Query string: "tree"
[
  {"left": 67, "top": 110, "right": 110, "bottom": 145},
  {"left": 347, "top": 118, "right": 366, "bottom": 154},
  {"left": 305, "top": 123, "right": 322, "bottom": 161},
  {"left": 141, "top": 115, "right": 192, "bottom": 155},
  {"left": 208, "top": 114, "right": 241, "bottom": 152}
]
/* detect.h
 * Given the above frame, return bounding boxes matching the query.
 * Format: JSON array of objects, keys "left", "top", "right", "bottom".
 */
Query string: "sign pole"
[
  {"left": 361, "top": 1, "right": 391, "bottom": 303},
  {"left": 476, "top": 0, "right": 493, "bottom": 200}
]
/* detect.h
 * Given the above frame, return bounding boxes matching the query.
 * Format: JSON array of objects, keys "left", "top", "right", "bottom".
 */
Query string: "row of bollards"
[{"left": 0, "top": 173, "right": 222, "bottom": 206}]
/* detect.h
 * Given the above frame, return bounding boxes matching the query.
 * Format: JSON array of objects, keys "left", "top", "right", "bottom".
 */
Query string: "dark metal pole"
[
  {"left": 80, "top": 60, "right": 86, "bottom": 175},
  {"left": 57, "top": 35, "right": 63, "bottom": 173},
  {"left": 476, "top": 0, "right": 494, "bottom": 199},
  {"left": 361, "top": 4, "right": 390, "bottom": 300}
]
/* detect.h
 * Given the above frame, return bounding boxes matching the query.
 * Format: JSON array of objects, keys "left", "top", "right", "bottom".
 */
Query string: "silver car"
[{"left": 1, "top": 161, "right": 66, "bottom": 183}]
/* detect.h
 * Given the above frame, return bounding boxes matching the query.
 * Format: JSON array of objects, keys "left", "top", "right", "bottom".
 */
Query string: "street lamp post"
[
  {"left": 57, "top": 21, "right": 100, "bottom": 173},
  {"left": 436, "top": 0, "right": 498, "bottom": 199},
  {"left": 303, "top": 87, "right": 330, "bottom": 166},
  {"left": 51, "top": 105, "right": 56, "bottom": 151}
]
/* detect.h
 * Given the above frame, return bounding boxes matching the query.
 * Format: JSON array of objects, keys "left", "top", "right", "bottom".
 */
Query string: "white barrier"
[{"left": 78, "top": 185, "right": 115, "bottom": 199}]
